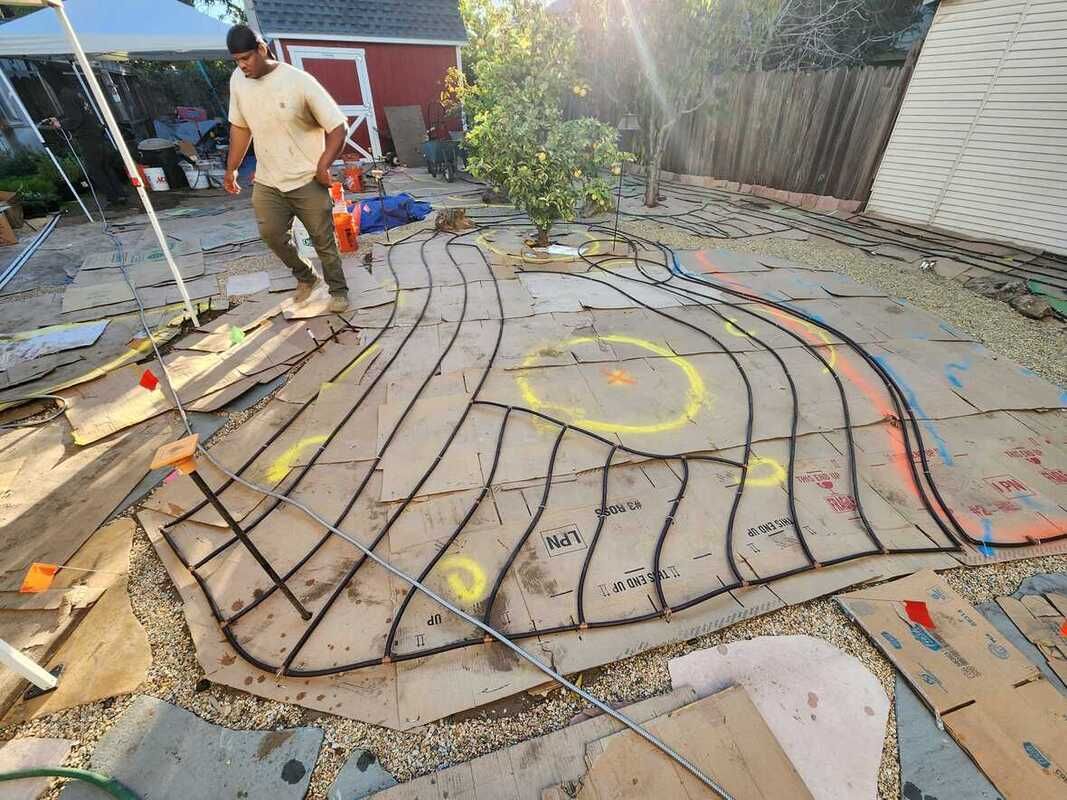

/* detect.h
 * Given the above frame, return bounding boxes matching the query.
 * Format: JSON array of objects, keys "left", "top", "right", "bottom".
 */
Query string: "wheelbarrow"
[{"left": 422, "top": 138, "right": 460, "bottom": 182}]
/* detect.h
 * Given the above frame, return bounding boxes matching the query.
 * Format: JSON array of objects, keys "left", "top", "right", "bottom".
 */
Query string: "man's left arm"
[
  {"left": 304, "top": 74, "right": 349, "bottom": 186},
  {"left": 315, "top": 125, "right": 346, "bottom": 186}
]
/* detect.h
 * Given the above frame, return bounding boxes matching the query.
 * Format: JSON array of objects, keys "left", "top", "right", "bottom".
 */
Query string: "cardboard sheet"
[
  {"left": 0, "top": 320, "right": 107, "bottom": 371},
  {"left": 369, "top": 689, "right": 700, "bottom": 800},
  {"left": 4, "top": 573, "right": 150, "bottom": 724},
  {"left": 668, "top": 636, "right": 888, "bottom": 800},
  {"left": 837, "top": 570, "right": 1067, "bottom": 799},
  {"left": 0, "top": 415, "right": 182, "bottom": 592},
  {"left": 562, "top": 686, "right": 812, "bottom": 800}
]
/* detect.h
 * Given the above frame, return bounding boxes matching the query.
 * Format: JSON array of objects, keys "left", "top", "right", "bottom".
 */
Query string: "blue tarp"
[
  {"left": 355, "top": 194, "right": 432, "bottom": 234},
  {"left": 153, "top": 118, "right": 222, "bottom": 146}
]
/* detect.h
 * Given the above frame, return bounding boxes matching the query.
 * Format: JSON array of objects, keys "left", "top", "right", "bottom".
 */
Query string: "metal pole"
[
  {"left": 0, "top": 65, "right": 93, "bottom": 222},
  {"left": 187, "top": 471, "right": 312, "bottom": 621},
  {"left": 47, "top": 0, "right": 200, "bottom": 325},
  {"left": 68, "top": 58, "right": 117, "bottom": 150},
  {"left": 195, "top": 60, "right": 227, "bottom": 120},
  {"left": 613, "top": 165, "right": 624, "bottom": 245}
]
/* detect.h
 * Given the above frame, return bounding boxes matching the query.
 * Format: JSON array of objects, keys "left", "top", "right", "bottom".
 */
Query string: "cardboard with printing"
[{"left": 837, "top": 570, "right": 1067, "bottom": 799}]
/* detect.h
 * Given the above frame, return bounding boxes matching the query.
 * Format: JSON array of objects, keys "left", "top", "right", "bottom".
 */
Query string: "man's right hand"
[{"left": 224, "top": 170, "right": 241, "bottom": 195}]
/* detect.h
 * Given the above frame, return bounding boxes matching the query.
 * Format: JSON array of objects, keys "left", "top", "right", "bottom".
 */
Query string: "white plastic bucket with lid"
[
  {"left": 179, "top": 161, "right": 209, "bottom": 190},
  {"left": 143, "top": 167, "right": 169, "bottom": 191},
  {"left": 292, "top": 218, "right": 316, "bottom": 258}
]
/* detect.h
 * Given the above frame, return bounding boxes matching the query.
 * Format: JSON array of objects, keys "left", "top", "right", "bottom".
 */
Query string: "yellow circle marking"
[
  {"left": 516, "top": 335, "right": 709, "bottom": 434},
  {"left": 438, "top": 555, "right": 488, "bottom": 603},
  {"left": 746, "top": 455, "right": 787, "bottom": 487}
]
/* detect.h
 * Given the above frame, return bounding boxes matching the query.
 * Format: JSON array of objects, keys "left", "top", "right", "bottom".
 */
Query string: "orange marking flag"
[
  {"left": 20, "top": 562, "right": 59, "bottom": 593},
  {"left": 1060, "top": 619, "right": 1067, "bottom": 638}
]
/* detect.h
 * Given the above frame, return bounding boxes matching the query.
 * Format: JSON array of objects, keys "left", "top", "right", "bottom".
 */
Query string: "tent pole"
[
  {"left": 196, "top": 60, "right": 227, "bottom": 120},
  {"left": 46, "top": 0, "right": 200, "bottom": 326},
  {"left": 69, "top": 58, "right": 117, "bottom": 150},
  {"left": 0, "top": 64, "right": 93, "bottom": 222}
]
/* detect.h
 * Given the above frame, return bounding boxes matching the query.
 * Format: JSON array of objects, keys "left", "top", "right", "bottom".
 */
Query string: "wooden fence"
[{"left": 661, "top": 64, "right": 914, "bottom": 201}]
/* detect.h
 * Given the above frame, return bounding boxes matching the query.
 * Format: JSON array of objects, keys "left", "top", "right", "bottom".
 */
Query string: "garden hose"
[{"left": 0, "top": 766, "right": 139, "bottom": 800}]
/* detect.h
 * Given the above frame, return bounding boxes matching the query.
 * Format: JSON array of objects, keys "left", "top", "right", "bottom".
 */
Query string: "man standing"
[{"left": 224, "top": 24, "right": 350, "bottom": 312}]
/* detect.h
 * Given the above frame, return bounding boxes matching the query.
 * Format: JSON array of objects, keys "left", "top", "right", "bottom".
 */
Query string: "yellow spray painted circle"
[
  {"left": 516, "top": 335, "right": 709, "bottom": 434},
  {"left": 438, "top": 555, "right": 488, "bottom": 603},
  {"left": 746, "top": 455, "right": 787, "bottom": 487}
]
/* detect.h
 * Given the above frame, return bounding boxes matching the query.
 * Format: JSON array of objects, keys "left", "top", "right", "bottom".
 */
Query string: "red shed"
[{"left": 246, "top": 0, "right": 467, "bottom": 160}]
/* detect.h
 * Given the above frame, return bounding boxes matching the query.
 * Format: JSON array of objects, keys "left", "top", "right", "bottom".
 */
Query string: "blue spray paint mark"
[
  {"left": 1018, "top": 366, "right": 1038, "bottom": 377},
  {"left": 944, "top": 360, "right": 969, "bottom": 389},
  {"left": 978, "top": 518, "right": 995, "bottom": 557},
  {"left": 1060, "top": 389, "right": 1067, "bottom": 407},
  {"left": 873, "top": 355, "right": 954, "bottom": 466}
]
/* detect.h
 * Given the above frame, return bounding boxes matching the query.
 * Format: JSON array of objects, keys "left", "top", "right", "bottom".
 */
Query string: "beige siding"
[{"left": 867, "top": 0, "right": 1067, "bottom": 255}]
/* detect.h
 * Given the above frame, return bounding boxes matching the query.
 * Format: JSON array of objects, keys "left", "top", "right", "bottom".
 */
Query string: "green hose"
[{"left": 0, "top": 766, "right": 139, "bottom": 800}]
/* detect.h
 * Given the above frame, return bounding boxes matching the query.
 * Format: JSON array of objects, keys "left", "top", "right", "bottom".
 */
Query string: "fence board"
[{"left": 661, "top": 65, "right": 913, "bottom": 200}]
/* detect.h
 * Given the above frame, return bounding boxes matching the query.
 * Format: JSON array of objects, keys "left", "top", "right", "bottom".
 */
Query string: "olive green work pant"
[{"left": 251, "top": 179, "right": 348, "bottom": 296}]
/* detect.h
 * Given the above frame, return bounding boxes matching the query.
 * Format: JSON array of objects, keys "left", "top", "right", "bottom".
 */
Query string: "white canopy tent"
[
  {"left": 0, "top": 0, "right": 238, "bottom": 323},
  {"left": 0, "top": 0, "right": 233, "bottom": 60}
]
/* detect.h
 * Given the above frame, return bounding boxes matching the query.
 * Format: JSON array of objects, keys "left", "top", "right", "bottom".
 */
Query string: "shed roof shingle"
[{"left": 251, "top": 0, "right": 467, "bottom": 44}]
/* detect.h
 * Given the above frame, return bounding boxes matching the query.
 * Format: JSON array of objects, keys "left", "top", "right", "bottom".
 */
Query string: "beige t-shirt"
[{"left": 229, "top": 63, "right": 347, "bottom": 192}]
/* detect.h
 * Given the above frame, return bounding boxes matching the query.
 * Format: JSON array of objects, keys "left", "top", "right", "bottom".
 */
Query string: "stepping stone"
[
  {"left": 328, "top": 748, "right": 397, "bottom": 799},
  {"left": 0, "top": 737, "right": 74, "bottom": 800},
  {"left": 60, "top": 696, "right": 322, "bottom": 800}
]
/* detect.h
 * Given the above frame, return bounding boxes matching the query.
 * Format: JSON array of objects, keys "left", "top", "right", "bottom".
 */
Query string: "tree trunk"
[
  {"left": 643, "top": 121, "right": 673, "bottom": 208},
  {"left": 534, "top": 225, "right": 550, "bottom": 248}
]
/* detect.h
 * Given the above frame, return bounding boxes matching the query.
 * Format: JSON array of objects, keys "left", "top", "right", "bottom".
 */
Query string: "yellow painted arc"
[
  {"left": 438, "top": 555, "right": 488, "bottom": 603},
  {"left": 746, "top": 455, "right": 787, "bottom": 487},
  {"left": 516, "top": 334, "right": 709, "bottom": 435},
  {"left": 265, "top": 434, "right": 328, "bottom": 484}
]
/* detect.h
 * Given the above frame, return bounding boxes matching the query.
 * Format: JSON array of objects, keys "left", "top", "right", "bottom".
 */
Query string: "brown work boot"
[
  {"left": 293, "top": 279, "right": 318, "bottom": 303},
  {"left": 328, "top": 293, "right": 350, "bottom": 314}
]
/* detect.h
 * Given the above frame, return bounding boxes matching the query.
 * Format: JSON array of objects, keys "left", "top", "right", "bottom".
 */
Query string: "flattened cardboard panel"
[
  {"left": 669, "top": 636, "right": 887, "bottom": 800},
  {"left": 4, "top": 577, "right": 150, "bottom": 724},
  {"left": 0, "top": 414, "right": 182, "bottom": 591},
  {"left": 572, "top": 686, "right": 812, "bottom": 800},
  {"left": 837, "top": 570, "right": 1038, "bottom": 713},
  {"left": 942, "top": 680, "right": 1067, "bottom": 800},
  {"left": 377, "top": 394, "right": 483, "bottom": 501},
  {"left": 674, "top": 248, "right": 769, "bottom": 274},
  {"left": 878, "top": 339, "right": 1066, "bottom": 413},
  {"left": 370, "top": 689, "right": 700, "bottom": 800},
  {"left": 141, "top": 509, "right": 404, "bottom": 729}
]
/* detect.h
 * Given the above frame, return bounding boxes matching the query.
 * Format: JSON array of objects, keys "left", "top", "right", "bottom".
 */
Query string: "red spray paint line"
[
  {"left": 1060, "top": 619, "right": 1067, "bottom": 638},
  {"left": 904, "top": 600, "right": 935, "bottom": 629}
]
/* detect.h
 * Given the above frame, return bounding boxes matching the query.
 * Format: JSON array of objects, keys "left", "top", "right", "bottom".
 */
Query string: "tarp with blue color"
[{"left": 356, "top": 194, "right": 433, "bottom": 234}]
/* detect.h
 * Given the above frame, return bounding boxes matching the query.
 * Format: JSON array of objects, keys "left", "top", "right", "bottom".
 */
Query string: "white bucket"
[
  {"left": 292, "top": 218, "right": 316, "bottom": 258},
  {"left": 180, "top": 161, "right": 209, "bottom": 190},
  {"left": 143, "top": 166, "right": 169, "bottom": 192}
]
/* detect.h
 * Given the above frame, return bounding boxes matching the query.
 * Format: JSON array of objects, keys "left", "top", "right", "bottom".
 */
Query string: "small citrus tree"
[{"left": 446, "top": 0, "right": 628, "bottom": 246}]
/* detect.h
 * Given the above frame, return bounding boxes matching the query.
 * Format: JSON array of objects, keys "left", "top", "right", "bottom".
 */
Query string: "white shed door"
[
  {"left": 867, "top": 0, "right": 1067, "bottom": 255},
  {"left": 287, "top": 45, "right": 382, "bottom": 160}
]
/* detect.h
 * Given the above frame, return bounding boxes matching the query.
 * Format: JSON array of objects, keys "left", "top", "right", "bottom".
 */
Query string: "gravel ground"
[{"left": 2, "top": 210, "right": 1065, "bottom": 800}]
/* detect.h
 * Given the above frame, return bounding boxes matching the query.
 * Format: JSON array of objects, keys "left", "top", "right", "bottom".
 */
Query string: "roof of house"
[{"left": 249, "top": 0, "right": 468, "bottom": 44}]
